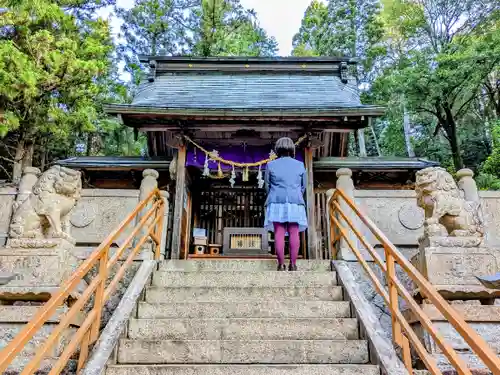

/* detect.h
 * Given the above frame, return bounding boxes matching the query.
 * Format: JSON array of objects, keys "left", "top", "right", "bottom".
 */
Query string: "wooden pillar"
[
  {"left": 170, "top": 144, "right": 187, "bottom": 259},
  {"left": 305, "top": 147, "right": 318, "bottom": 259}
]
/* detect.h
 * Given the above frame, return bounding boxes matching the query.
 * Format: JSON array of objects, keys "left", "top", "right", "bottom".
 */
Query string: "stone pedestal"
[
  {"left": 0, "top": 305, "right": 82, "bottom": 374},
  {"left": 404, "top": 303, "right": 500, "bottom": 372},
  {"left": 334, "top": 168, "right": 373, "bottom": 261},
  {"left": 411, "top": 236, "right": 500, "bottom": 301},
  {"left": 0, "top": 239, "right": 86, "bottom": 302}
]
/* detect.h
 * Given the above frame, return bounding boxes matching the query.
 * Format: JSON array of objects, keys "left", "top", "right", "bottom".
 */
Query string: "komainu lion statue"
[
  {"left": 9, "top": 165, "right": 82, "bottom": 242},
  {"left": 415, "top": 167, "right": 483, "bottom": 237}
]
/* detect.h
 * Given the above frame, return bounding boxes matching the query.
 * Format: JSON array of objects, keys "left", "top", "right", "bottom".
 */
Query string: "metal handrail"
[
  {"left": 0, "top": 188, "right": 166, "bottom": 374},
  {"left": 329, "top": 188, "right": 500, "bottom": 375}
]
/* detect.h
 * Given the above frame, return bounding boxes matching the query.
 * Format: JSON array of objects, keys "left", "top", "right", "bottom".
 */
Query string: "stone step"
[
  {"left": 128, "top": 318, "right": 359, "bottom": 341},
  {"left": 137, "top": 300, "right": 352, "bottom": 319},
  {"left": 160, "top": 260, "right": 332, "bottom": 272},
  {"left": 106, "top": 364, "right": 380, "bottom": 375},
  {"left": 151, "top": 271, "right": 337, "bottom": 288},
  {"left": 144, "top": 286, "right": 344, "bottom": 303},
  {"left": 117, "top": 339, "right": 369, "bottom": 364},
  {"left": 4, "top": 356, "right": 77, "bottom": 375}
]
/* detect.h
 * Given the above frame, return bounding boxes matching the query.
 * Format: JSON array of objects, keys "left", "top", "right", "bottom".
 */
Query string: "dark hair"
[{"left": 275, "top": 137, "right": 295, "bottom": 158}]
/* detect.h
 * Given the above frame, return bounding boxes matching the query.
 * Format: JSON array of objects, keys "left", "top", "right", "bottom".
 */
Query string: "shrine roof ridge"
[{"left": 138, "top": 55, "right": 357, "bottom": 64}]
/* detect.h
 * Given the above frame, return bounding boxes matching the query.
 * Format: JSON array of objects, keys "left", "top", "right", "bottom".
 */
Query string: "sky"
[{"left": 102, "top": 0, "right": 315, "bottom": 56}]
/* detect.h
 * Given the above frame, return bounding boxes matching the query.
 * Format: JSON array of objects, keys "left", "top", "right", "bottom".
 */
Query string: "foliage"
[
  {"left": 292, "top": 0, "right": 385, "bottom": 84},
  {"left": 0, "top": 0, "right": 114, "bottom": 179},
  {"left": 116, "top": 0, "right": 278, "bottom": 83},
  {"left": 115, "top": 0, "right": 197, "bottom": 85},
  {"left": 475, "top": 173, "right": 500, "bottom": 191},
  {"left": 373, "top": 0, "right": 500, "bottom": 170},
  {"left": 482, "top": 120, "right": 500, "bottom": 176},
  {"left": 291, "top": 0, "right": 328, "bottom": 57},
  {"left": 191, "top": 0, "right": 278, "bottom": 57}
]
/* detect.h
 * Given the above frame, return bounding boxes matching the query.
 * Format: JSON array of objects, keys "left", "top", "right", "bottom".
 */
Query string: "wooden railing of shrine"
[
  {"left": 0, "top": 189, "right": 166, "bottom": 375},
  {"left": 329, "top": 188, "right": 500, "bottom": 374}
]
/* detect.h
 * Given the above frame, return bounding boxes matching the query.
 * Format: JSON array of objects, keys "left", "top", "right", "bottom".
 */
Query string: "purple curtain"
[{"left": 186, "top": 144, "right": 304, "bottom": 171}]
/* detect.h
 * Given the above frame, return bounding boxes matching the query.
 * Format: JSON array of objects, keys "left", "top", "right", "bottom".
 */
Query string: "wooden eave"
[{"left": 105, "top": 104, "right": 385, "bottom": 132}]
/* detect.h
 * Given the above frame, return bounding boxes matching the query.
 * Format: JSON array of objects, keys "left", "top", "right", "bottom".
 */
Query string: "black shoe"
[
  {"left": 288, "top": 264, "right": 298, "bottom": 271},
  {"left": 277, "top": 264, "right": 286, "bottom": 271}
]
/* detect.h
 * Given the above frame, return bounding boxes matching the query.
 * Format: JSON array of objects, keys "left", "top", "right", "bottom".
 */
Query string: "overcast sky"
[{"left": 102, "top": 0, "right": 315, "bottom": 56}]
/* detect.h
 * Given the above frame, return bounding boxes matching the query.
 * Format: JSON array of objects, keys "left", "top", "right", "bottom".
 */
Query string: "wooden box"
[{"left": 223, "top": 227, "right": 269, "bottom": 256}]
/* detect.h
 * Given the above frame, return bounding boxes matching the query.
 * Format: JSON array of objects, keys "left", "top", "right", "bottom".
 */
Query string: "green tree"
[
  {"left": 115, "top": 0, "right": 197, "bottom": 85},
  {"left": 192, "top": 0, "right": 278, "bottom": 57},
  {"left": 0, "top": 0, "right": 114, "bottom": 181},
  {"left": 291, "top": 0, "right": 329, "bottom": 57},
  {"left": 375, "top": 0, "right": 500, "bottom": 170},
  {"left": 292, "top": 0, "right": 385, "bottom": 84}
]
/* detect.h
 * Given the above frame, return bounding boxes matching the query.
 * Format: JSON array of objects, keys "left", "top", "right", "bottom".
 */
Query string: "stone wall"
[
  {"left": 353, "top": 189, "right": 500, "bottom": 249},
  {"left": 69, "top": 189, "right": 141, "bottom": 245}
]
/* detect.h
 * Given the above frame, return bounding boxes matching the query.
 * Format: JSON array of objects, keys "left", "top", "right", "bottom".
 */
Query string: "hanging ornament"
[
  {"left": 203, "top": 152, "right": 210, "bottom": 176},
  {"left": 257, "top": 165, "right": 264, "bottom": 189},
  {"left": 193, "top": 147, "right": 197, "bottom": 162},
  {"left": 269, "top": 150, "right": 277, "bottom": 160},
  {"left": 229, "top": 166, "right": 236, "bottom": 188},
  {"left": 217, "top": 162, "right": 223, "bottom": 178},
  {"left": 242, "top": 166, "right": 249, "bottom": 182},
  {"left": 208, "top": 149, "right": 219, "bottom": 161}
]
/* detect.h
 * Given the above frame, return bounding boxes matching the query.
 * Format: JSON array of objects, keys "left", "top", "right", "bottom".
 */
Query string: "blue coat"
[{"left": 264, "top": 157, "right": 307, "bottom": 206}]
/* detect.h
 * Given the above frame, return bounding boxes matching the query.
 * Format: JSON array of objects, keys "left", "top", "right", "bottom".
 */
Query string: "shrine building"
[{"left": 60, "top": 56, "right": 437, "bottom": 260}]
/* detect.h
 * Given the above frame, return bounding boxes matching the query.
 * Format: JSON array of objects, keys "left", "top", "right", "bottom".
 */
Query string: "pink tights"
[{"left": 273, "top": 222, "right": 300, "bottom": 266}]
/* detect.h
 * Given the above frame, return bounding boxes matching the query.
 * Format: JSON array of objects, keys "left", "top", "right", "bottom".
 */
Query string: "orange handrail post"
[
  {"left": 91, "top": 246, "right": 108, "bottom": 343},
  {"left": 0, "top": 188, "right": 166, "bottom": 375},
  {"left": 328, "top": 188, "right": 500, "bottom": 375}
]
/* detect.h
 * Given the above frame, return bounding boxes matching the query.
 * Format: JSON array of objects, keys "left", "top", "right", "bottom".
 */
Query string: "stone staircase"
[{"left": 106, "top": 260, "right": 381, "bottom": 375}]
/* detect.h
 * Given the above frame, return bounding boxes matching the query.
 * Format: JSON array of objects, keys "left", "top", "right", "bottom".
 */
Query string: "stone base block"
[
  {"left": 0, "top": 305, "right": 82, "bottom": 373},
  {"left": 0, "top": 240, "right": 87, "bottom": 302},
  {"left": 411, "top": 244, "right": 500, "bottom": 300},
  {"left": 404, "top": 304, "right": 500, "bottom": 372}
]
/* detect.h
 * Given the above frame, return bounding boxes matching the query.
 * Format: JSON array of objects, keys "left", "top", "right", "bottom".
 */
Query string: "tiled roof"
[
  {"left": 131, "top": 73, "right": 365, "bottom": 110},
  {"left": 314, "top": 157, "right": 439, "bottom": 171},
  {"left": 57, "top": 157, "right": 171, "bottom": 170}
]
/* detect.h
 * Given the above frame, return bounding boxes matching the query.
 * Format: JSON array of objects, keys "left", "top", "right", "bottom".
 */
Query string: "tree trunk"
[
  {"left": 403, "top": 105, "right": 415, "bottom": 157},
  {"left": 369, "top": 119, "right": 382, "bottom": 156},
  {"left": 22, "top": 140, "right": 34, "bottom": 171},
  {"left": 12, "top": 138, "right": 25, "bottom": 183},
  {"left": 442, "top": 106, "right": 463, "bottom": 170},
  {"left": 449, "top": 133, "right": 464, "bottom": 171},
  {"left": 86, "top": 133, "right": 92, "bottom": 156},
  {"left": 12, "top": 137, "right": 34, "bottom": 183}
]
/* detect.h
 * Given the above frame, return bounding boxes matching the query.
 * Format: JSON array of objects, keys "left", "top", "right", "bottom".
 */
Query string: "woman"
[{"left": 264, "top": 137, "right": 308, "bottom": 271}]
